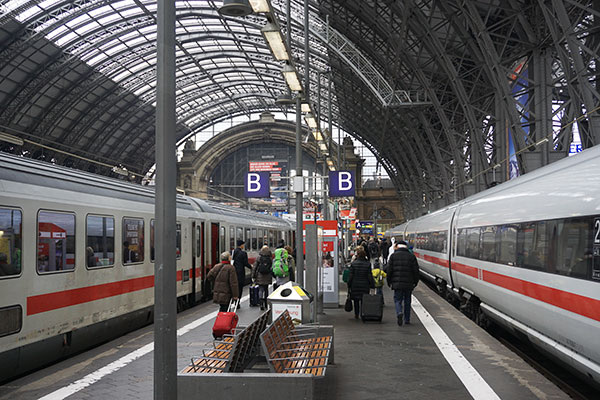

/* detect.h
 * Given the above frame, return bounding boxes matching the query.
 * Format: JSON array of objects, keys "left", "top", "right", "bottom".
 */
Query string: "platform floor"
[{"left": 0, "top": 283, "right": 569, "bottom": 400}]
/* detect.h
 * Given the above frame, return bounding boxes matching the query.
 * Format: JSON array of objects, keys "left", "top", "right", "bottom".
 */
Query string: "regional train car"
[
  {"left": 386, "top": 145, "right": 600, "bottom": 385},
  {"left": 0, "top": 152, "right": 293, "bottom": 382}
]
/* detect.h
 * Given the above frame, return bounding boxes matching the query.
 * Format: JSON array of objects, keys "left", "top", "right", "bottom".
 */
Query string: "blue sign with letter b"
[
  {"left": 245, "top": 172, "right": 270, "bottom": 198},
  {"left": 329, "top": 171, "right": 355, "bottom": 197}
]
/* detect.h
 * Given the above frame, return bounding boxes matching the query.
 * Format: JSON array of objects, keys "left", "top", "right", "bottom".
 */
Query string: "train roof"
[
  {"left": 386, "top": 144, "right": 600, "bottom": 235},
  {"left": 0, "top": 152, "right": 292, "bottom": 227}
]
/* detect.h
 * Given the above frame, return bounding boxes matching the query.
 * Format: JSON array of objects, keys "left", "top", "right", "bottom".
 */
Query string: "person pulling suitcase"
[
  {"left": 207, "top": 251, "right": 239, "bottom": 312},
  {"left": 347, "top": 246, "right": 375, "bottom": 320}
]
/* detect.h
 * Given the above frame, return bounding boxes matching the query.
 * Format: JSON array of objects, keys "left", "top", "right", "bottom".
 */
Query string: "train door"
[
  {"left": 211, "top": 223, "right": 219, "bottom": 266},
  {"left": 191, "top": 221, "right": 203, "bottom": 303}
]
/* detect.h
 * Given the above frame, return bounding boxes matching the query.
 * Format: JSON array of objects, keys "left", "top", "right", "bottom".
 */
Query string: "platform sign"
[
  {"left": 329, "top": 171, "right": 355, "bottom": 197},
  {"left": 245, "top": 172, "right": 270, "bottom": 198}
]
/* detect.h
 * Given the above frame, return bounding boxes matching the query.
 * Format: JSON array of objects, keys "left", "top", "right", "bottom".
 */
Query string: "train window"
[
  {"left": 0, "top": 305, "right": 22, "bottom": 338},
  {"left": 236, "top": 227, "right": 243, "bottom": 246},
  {"left": 229, "top": 226, "right": 235, "bottom": 251},
  {"left": 176, "top": 223, "right": 181, "bottom": 259},
  {"left": 466, "top": 228, "right": 481, "bottom": 259},
  {"left": 497, "top": 225, "right": 517, "bottom": 265},
  {"left": 86, "top": 215, "right": 115, "bottom": 268},
  {"left": 481, "top": 226, "right": 497, "bottom": 263},
  {"left": 251, "top": 228, "right": 257, "bottom": 250},
  {"left": 0, "top": 208, "right": 22, "bottom": 278},
  {"left": 269, "top": 230, "right": 274, "bottom": 248},
  {"left": 123, "top": 217, "right": 144, "bottom": 264},
  {"left": 554, "top": 218, "right": 594, "bottom": 279},
  {"left": 258, "top": 229, "right": 264, "bottom": 247},
  {"left": 220, "top": 226, "right": 226, "bottom": 255},
  {"left": 37, "top": 211, "right": 75, "bottom": 273},
  {"left": 245, "top": 228, "right": 250, "bottom": 248},
  {"left": 517, "top": 222, "right": 547, "bottom": 271}
]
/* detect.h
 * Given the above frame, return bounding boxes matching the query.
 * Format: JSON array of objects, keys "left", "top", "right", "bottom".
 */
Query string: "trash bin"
[{"left": 268, "top": 281, "right": 311, "bottom": 323}]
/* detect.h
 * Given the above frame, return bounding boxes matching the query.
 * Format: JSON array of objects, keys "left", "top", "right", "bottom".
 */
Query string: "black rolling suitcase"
[
  {"left": 249, "top": 284, "right": 260, "bottom": 307},
  {"left": 361, "top": 293, "right": 383, "bottom": 322}
]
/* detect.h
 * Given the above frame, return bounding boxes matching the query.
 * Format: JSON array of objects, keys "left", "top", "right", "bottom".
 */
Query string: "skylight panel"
[
  {"left": 46, "top": 25, "right": 68, "bottom": 40},
  {"left": 98, "top": 13, "right": 122, "bottom": 26},
  {"left": 113, "top": 70, "right": 131, "bottom": 83},
  {"left": 16, "top": 5, "right": 42, "bottom": 22},
  {"left": 75, "top": 20, "right": 101, "bottom": 36},
  {"left": 67, "top": 13, "right": 92, "bottom": 28},
  {"left": 105, "top": 43, "right": 127, "bottom": 56},
  {"left": 87, "top": 52, "right": 109, "bottom": 66},
  {"left": 55, "top": 31, "right": 78, "bottom": 47}
]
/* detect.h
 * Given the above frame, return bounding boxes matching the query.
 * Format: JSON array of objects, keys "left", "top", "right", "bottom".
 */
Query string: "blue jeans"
[{"left": 394, "top": 288, "right": 412, "bottom": 322}]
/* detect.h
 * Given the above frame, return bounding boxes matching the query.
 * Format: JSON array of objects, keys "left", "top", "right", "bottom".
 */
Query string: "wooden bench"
[
  {"left": 181, "top": 309, "right": 269, "bottom": 374},
  {"left": 260, "top": 310, "right": 332, "bottom": 377}
]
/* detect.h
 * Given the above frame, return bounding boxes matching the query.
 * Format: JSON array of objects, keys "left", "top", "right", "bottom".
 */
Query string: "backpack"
[
  {"left": 373, "top": 268, "right": 384, "bottom": 287},
  {"left": 272, "top": 248, "right": 289, "bottom": 278},
  {"left": 368, "top": 242, "right": 379, "bottom": 256},
  {"left": 257, "top": 254, "right": 271, "bottom": 274}
]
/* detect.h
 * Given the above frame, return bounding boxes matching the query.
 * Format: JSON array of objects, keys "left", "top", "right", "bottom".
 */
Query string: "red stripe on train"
[
  {"left": 27, "top": 268, "right": 191, "bottom": 315},
  {"left": 420, "top": 255, "right": 600, "bottom": 322},
  {"left": 27, "top": 276, "right": 155, "bottom": 316}
]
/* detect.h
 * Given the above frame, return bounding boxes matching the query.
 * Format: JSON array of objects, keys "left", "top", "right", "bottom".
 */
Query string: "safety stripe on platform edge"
[
  {"left": 38, "top": 294, "right": 249, "bottom": 400},
  {"left": 411, "top": 295, "right": 501, "bottom": 400}
]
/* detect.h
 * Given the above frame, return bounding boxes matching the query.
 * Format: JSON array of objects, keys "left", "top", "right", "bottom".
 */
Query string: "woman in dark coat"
[
  {"left": 207, "top": 251, "right": 239, "bottom": 311},
  {"left": 252, "top": 246, "right": 273, "bottom": 310},
  {"left": 347, "top": 246, "right": 375, "bottom": 319}
]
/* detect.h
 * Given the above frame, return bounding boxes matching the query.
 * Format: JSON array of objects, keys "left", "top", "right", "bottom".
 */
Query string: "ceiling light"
[
  {"left": 282, "top": 64, "right": 302, "bottom": 92},
  {"left": 319, "top": 142, "right": 328, "bottom": 151},
  {"left": 275, "top": 92, "right": 295, "bottom": 106},
  {"left": 261, "top": 22, "right": 289, "bottom": 61},
  {"left": 304, "top": 112, "right": 317, "bottom": 129},
  {"left": 314, "top": 130, "right": 323, "bottom": 141},
  {"left": 301, "top": 103, "right": 311, "bottom": 113},
  {"left": 218, "top": 0, "right": 253, "bottom": 16},
  {"left": 249, "top": 0, "right": 270, "bottom": 13}
]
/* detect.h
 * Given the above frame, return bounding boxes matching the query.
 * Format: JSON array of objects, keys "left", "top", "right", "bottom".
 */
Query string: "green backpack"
[{"left": 272, "top": 248, "right": 289, "bottom": 278}]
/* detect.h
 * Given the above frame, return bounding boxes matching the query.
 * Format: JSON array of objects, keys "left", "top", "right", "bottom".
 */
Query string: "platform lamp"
[
  {"left": 261, "top": 22, "right": 289, "bottom": 61},
  {"left": 282, "top": 64, "right": 302, "bottom": 92},
  {"left": 218, "top": 0, "right": 253, "bottom": 16},
  {"left": 248, "top": 0, "right": 270, "bottom": 13}
]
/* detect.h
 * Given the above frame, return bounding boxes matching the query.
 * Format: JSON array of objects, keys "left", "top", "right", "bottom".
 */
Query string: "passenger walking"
[
  {"left": 252, "top": 246, "right": 273, "bottom": 310},
  {"left": 387, "top": 240, "right": 419, "bottom": 326},
  {"left": 207, "top": 251, "right": 239, "bottom": 312},
  {"left": 232, "top": 239, "right": 252, "bottom": 308},
  {"left": 368, "top": 238, "right": 380, "bottom": 268},
  {"left": 347, "top": 246, "right": 375, "bottom": 319},
  {"left": 273, "top": 245, "right": 296, "bottom": 290},
  {"left": 372, "top": 260, "right": 387, "bottom": 303},
  {"left": 381, "top": 238, "right": 389, "bottom": 267}
]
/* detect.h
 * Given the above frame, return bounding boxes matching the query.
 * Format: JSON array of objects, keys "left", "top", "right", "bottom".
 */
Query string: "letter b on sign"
[
  {"left": 245, "top": 172, "right": 270, "bottom": 198},
  {"left": 328, "top": 171, "right": 355, "bottom": 197}
]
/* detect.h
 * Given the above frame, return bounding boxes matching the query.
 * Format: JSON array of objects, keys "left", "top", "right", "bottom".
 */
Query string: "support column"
[
  {"left": 296, "top": 96, "right": 304, "bottom": 286},
  {"left": 533, "top": 48, "right": 552, "bottom": 167},
  {"left": 154, "top": 0, "right": 177, "bottom": 398}
]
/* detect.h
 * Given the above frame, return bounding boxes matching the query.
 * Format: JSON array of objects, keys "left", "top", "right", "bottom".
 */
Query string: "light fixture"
[
  {"left": 261, "top": 22, "right": 289, "bottom": 61},
  {"left": 327, "top": 159, "right": 334, "bottom": 167},
  {"left": 282, "top": 64, "right": 302, "bottom": 92},
  {"left": 313, "top": 130, "right": 323, "bottom": 141},
  {"left": 301, "top": 102, "right": 311, "bottom": 113},
  {"left": 275, "top": 92, "right": 295, "bottom": 106},
  {"left": 112, "top": 166, "right": 129, "bottom": 176},
  {"left": 218, "top": 0, "right": 253, "bottom": 16},
  {"left": 319, "top": 142, "right": 328, "bottom": 151},
  {"left": 305, "top": 112, "right": 317, "bottom": 129},
  {"left": 0, "top": 131, "right": 24, "bottom": 146},
  {"left": 249, "top": 0, "right": 270, "bottom": 13}
]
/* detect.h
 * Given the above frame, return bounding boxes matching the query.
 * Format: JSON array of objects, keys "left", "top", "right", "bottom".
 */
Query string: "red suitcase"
[{"left": 212, "top": 299, "right": 239, "bottom": 339}]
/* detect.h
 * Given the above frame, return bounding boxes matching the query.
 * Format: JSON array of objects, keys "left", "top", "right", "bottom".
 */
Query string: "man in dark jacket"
[
  {"left": 232, "top": 239, "right": 252, "bottom": 307},
  {"left": 368, "top": 238, "right": 380, "bottom": 267},
  {"left": 381, "top": 238, "right": 389, "bottom": 266},
  {"left": 387, "top": 240, "right": 419, "bottom": 326}
]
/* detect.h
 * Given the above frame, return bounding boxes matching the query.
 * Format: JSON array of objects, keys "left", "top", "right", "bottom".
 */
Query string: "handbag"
[{"left": 344, "top": 295, "right": 353, "bottom": 312}]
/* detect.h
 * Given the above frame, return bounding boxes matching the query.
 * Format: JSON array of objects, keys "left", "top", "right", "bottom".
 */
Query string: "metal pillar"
[
  {"left": 305, "top": 224, "right": 319, "bottom": 322},
  {"left": 533, "top": 48, "right": 552, "bottom": 167},
  {"left": 154, "top": 0, "right": 176, "bottom": 398},
  {"left": 304, "top": 0, "right": 310, "bottom": 103},
  {"left": 295, "top": 96, "right": 304, "bottom": 286}
]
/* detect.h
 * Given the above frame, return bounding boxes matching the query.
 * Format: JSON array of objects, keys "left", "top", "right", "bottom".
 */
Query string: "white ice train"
[
  {"left": 386, "top": 145, "right": 600, "bottom": 385},
  {"left": 0, "top": 152, "right": 294, "bottom": 381}
]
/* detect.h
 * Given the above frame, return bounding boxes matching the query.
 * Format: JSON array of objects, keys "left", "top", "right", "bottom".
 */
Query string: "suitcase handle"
[{"left": 227, "top": 298, "right": 240, "bottom": 313}]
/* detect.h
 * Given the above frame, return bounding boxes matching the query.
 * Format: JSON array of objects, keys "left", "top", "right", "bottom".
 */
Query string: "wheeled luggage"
[
  {"left": 213, "top": 299, "right": 239, "bottom": 338},
  {"left": 249, "top": 284, "right": 260, "bottom": 307},
  {"left": 361, "top": 293, "right": 383, "bottom": 322}
]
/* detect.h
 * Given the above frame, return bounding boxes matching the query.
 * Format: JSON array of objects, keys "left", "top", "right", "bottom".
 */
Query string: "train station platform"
[{"left": 0, "top": 283, "right": 569, "bottom": 400}]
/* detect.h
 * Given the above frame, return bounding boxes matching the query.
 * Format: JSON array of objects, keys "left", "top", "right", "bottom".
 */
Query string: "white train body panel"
[
  {"left": 386, "top": 145, "right": 600, "bottom": 382},
  {"left": 0, "top": 153, "right": 293, "bottom": 378}
]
